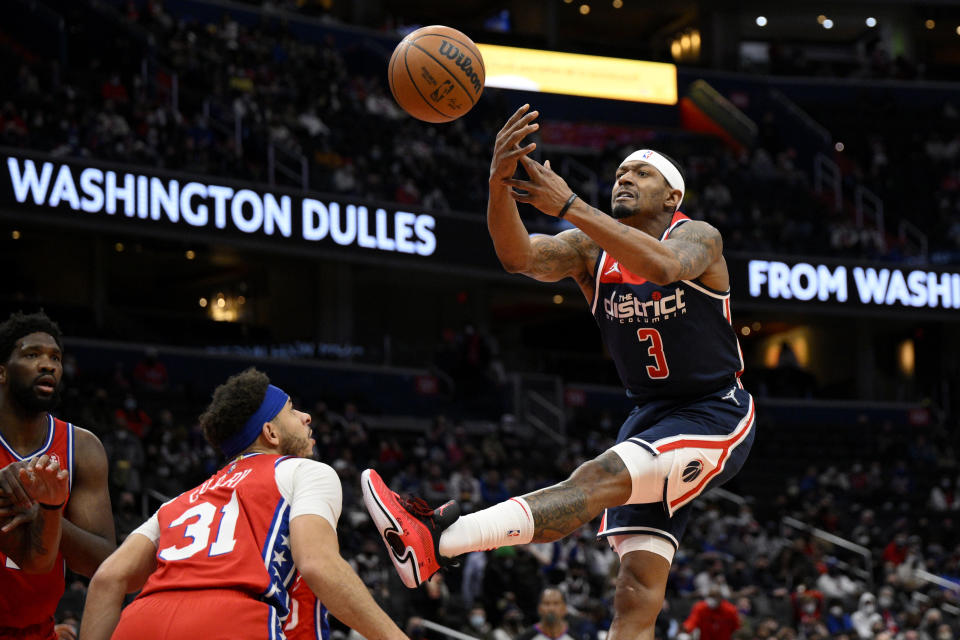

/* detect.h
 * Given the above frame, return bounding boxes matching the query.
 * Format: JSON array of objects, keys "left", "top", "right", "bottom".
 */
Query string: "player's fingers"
[
  {"left": 508, "top": 189, "right": 532, "bottom": 203},
  {"left": 502, "top": 178, "right": 534, "bottom": 189},
  {"left": 518, "top": 155, "right": 543, "bottom": 173},
  {"left": 4, "top": 471, "right": 31, "bottom": 506},
  {"left": 497, "top": 104, "right": 530, "bottom": 137},
  {"left": 500, "top": 104, "right": 531, "bottom": 132},
  {"left": 544, "top": 159, "right": 552, "bottom": 171},
  {"left": 505, "top": 143, "right": 536, "bottom": 159},
  {"left": 505, "top": 123, "right": 539, "bottom": 146},
  {"left": 1, "top": 516, "right": 27, "bottom": 533}
]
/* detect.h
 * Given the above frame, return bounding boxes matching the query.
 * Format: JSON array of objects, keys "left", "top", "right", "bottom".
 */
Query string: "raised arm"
[
  {"left": 506, "top": 154, "right": 728, "bottom": 289},
  {"left": 61, "top": 428, "right": 116, "bottom": 577},
  {"left": 488, "top": 105, "right": 599, "bottom": 298}
]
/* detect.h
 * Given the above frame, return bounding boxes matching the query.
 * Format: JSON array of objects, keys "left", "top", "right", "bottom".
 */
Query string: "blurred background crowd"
[{"left": 2, "top": 0, "right": 960, "bottom": 639}]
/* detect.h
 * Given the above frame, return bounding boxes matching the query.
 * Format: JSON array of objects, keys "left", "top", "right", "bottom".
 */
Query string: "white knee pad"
[
  {"left": 608, "top": 533, "right": 676, "bottom": 564},
  {"left": 608, "top": 440, "right": 674, "bottom": 505},
  {"left": 609, "top": 440, "right": 723, "bottom": 516}
]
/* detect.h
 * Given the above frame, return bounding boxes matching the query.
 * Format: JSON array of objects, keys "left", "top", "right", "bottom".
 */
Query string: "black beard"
[
  {"left": 9, "top": 378, "right": 62, "bottom": 414},
  {"left": 610, "top": 203, "right": 636, "bottom": 219}
]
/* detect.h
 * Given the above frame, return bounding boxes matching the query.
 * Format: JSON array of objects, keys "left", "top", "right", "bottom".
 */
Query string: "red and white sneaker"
[{"left": 361, "top": 468, "right": 460, "bottom": 588}]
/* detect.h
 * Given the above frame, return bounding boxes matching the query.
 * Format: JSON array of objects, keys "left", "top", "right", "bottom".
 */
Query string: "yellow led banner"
[{"left": 476, "top": 44, "right": 677, "bottom": 105}]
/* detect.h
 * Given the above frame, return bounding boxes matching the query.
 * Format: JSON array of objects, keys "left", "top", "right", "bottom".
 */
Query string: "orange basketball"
[{"left": 388, "top": 25, "right": 485, "bottom": 123}]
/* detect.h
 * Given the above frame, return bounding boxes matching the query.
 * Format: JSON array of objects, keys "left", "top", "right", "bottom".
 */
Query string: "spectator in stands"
[
  {"left": 461, "top": 604, "right": 495, "bottom": 640},
  {"left": 517, "top": 588, "right": 585, "bottom": 640},
  {"left": 851, "top": 592, "right": 882, "bottom": 639},
  {"left": 113, "top": 393, "right": 152, "bottom": 437},
  {"left": 492, "top": 605, "right": 525, "bottom": 640},
  {"left": 681, "top": 586, "right": 740, "bottom": 640},
  {"left": 823, "top": 600, "right": 854, "bottom": 635},
  {"left": 815, "top": 559, "right": 860, "bottom": 601},
  {"left": 132, "top": 348, "right": 168, "bottom": 392}
]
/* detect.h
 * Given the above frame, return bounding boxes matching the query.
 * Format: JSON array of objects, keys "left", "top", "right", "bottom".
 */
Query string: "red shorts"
[
  {"left": 0, "top": 617, "right": 55, "bottom": 640},
  {"left": 112, "top": 589, "right": 281, "bottom": 640}
]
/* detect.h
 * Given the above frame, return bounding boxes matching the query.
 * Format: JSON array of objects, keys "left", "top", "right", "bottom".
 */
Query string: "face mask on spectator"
[
  {"left": 803, "top": 602, "right": 817, "bottom": 614},
  {"left": 830, "top": 606, "right": 843, "bottom": 617},
  {"left": 879, "top": 596, "right": 893, "bottom": 608},
  {"left": 938, "top": 633, "right": 951, "bottom": 640},
  {"left": 863, "top": 604, "right": 876, "bottom": 614},
  {"left": 469, "top": 615, "right": 486, "bottom": 629},
  {"left": 705, "top": 597, "right": 719, "bottom": 608}
]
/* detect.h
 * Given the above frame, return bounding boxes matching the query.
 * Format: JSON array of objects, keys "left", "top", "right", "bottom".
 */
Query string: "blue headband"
[{"left": 220, "top": 384, "right": 290, "bottom": 458}]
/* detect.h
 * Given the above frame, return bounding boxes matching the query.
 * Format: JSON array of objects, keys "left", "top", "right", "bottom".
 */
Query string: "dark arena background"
[{"left": 2, "top": 0, "right": 960, "bottom": 638}]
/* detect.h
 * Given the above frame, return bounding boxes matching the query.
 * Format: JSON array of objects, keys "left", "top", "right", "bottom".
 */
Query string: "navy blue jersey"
[{"left": 590, "top": 212, "right": 744, "bottom": 401}]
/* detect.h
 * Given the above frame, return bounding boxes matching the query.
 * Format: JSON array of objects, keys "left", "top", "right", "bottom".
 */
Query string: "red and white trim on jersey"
[
  {"left": 660, "top": 212, "right": 690, "bottom": 241},
  {"left": 650, "top": 394, "right": 755, "bottom": 515},
  {"left": 0, "top": 415, "right": 76, "bottom": 491},
  {"left": 0, "top": 414, "right": 54, "bottom": 460},
  {"left": 590, "top": 250, "right": 607, "bottom": 316}
]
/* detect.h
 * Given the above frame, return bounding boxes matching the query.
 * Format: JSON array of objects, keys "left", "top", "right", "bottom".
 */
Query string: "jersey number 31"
[{"left": 637, "top": 328, "right": 669, "bottom": 379}]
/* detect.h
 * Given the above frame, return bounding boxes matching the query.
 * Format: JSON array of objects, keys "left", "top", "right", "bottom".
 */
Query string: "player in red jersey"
[
  {"left": 0, "top": 311, "right": 116, "bottom": 640},
  {"left": 364, "top": 105, "right": 754, "bottom": 640},
  {"left": 81, "top": 368, "right": 406, "bottom": 640},
  {"left": 284, "top": 572, "right": 328, "bottom": 640}
]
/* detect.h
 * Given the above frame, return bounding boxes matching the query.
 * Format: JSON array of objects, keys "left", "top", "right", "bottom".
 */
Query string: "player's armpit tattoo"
[
  {"left": 664, "top": 221, "right": 722, "bottom": 280},
  {"left": 564, "top": 229, "right": 601, "bottom": 266},
  {"left": 527, "top": 230, "right": 597, "bottom": 283}
]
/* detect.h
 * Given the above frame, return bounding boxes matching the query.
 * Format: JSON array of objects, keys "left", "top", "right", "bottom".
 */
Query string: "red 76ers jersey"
[
  {"left": 0, "top": 415, "right": 75, "bottom": 629},
  {"left": 137, "top": 454, "right": 298, "bottom": 619}
]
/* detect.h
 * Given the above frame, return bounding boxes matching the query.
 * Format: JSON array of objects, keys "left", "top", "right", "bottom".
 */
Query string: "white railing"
[
  {"left": 782, "top": 515, "right": 873, "bottom": 583},
  {"left": 813, "top": 153, "right": 842, "bottom": 212},
  {"left": 898, "top": 219, "right": 929, "bottom": 258},
  {"left": 560, "top": 157, "right": 600, "bottom": 208},
  {"left": 268, "top": 143, "right": 310, "bottom": 191},
  {"left": 769, "top": 89, "right": 831, "bottom": 147},
  {"left": 854, "top": 184, "right": 885, "bottom": 234}
]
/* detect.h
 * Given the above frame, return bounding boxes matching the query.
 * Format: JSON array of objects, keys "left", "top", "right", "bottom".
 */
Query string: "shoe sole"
[{"left": 361, "top": 469, "right": 421, "bottom": 588}]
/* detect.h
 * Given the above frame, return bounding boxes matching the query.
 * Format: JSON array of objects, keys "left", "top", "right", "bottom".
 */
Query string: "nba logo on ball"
[
  {"left": 682, "top": 460, "right": 703, "bottom": 482},
  {"left": 388, "top": 25, "right": 486, "bottom": 123}
]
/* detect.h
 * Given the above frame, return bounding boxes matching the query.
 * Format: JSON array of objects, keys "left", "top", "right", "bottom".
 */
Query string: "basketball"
[{"left": 388, "top": 25, "right": 485, "bottom": 123}]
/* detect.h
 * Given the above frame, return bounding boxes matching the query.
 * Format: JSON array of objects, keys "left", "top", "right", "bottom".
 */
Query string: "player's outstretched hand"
[
  {"left": 18, "top": 454, "right": 68, "bottom": 510},
  {"left": 503, "top": 155, "right": 575, "bottom": 218},
  {"left": 490, "top": 104, "right": 539, "bottom": 183}
]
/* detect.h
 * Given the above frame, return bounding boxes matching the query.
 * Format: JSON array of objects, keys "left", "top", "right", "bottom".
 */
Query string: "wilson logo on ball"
[
  {"left": 682, "top": 460, "right": 703, "bottom": 483},
  {"left": 388, "top": 25, "right": 485, "bottom": 123},
  {"left": 437, "top": 40, "right": 482, "bottom": 94}
]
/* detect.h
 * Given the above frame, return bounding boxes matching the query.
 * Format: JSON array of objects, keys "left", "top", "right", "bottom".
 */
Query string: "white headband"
[{"left": 619, "top": 149, "right": 685, "bottom": 209}]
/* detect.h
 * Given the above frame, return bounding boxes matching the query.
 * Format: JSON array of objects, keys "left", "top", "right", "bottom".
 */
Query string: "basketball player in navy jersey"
[{"left": 363, "top": 104, "right": 756, "bottom": 640}]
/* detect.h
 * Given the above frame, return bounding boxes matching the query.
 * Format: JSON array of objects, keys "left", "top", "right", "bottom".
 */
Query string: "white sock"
[{"left": 438, "top": 497, "right": 534, "bottom": 557}]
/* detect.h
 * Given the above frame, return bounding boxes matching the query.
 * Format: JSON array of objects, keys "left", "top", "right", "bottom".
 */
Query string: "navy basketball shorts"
[{"left": 597, "top": 383, "right": 756, "bottom": 552}]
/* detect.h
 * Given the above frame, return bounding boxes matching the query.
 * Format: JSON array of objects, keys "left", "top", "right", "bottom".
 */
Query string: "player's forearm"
[
  {"left": 79, "top": 573, "right": 127, "bottom": 640},
  {"left": 564, "top": 199, "right": 678, "bottom": 284},
  {"left": 60, "top": 518, "right": 116, "bottom": 577},
  {"left": 487, "top": 180, "right": 536, "bottom": 273},
  {"left": 303, "top": 557, "right": 407, "bottom": 640},
  {"left": 3, "top": 506, "right": 63, "bottom": 573}
]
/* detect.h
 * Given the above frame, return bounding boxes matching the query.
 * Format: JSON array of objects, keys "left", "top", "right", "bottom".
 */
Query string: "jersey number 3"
[
  {"left": 159, "top": 491, "right": 240, "bottom": 561},
  {"left": 636, "top": 328, "right": 669, "bottom": 379}
]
